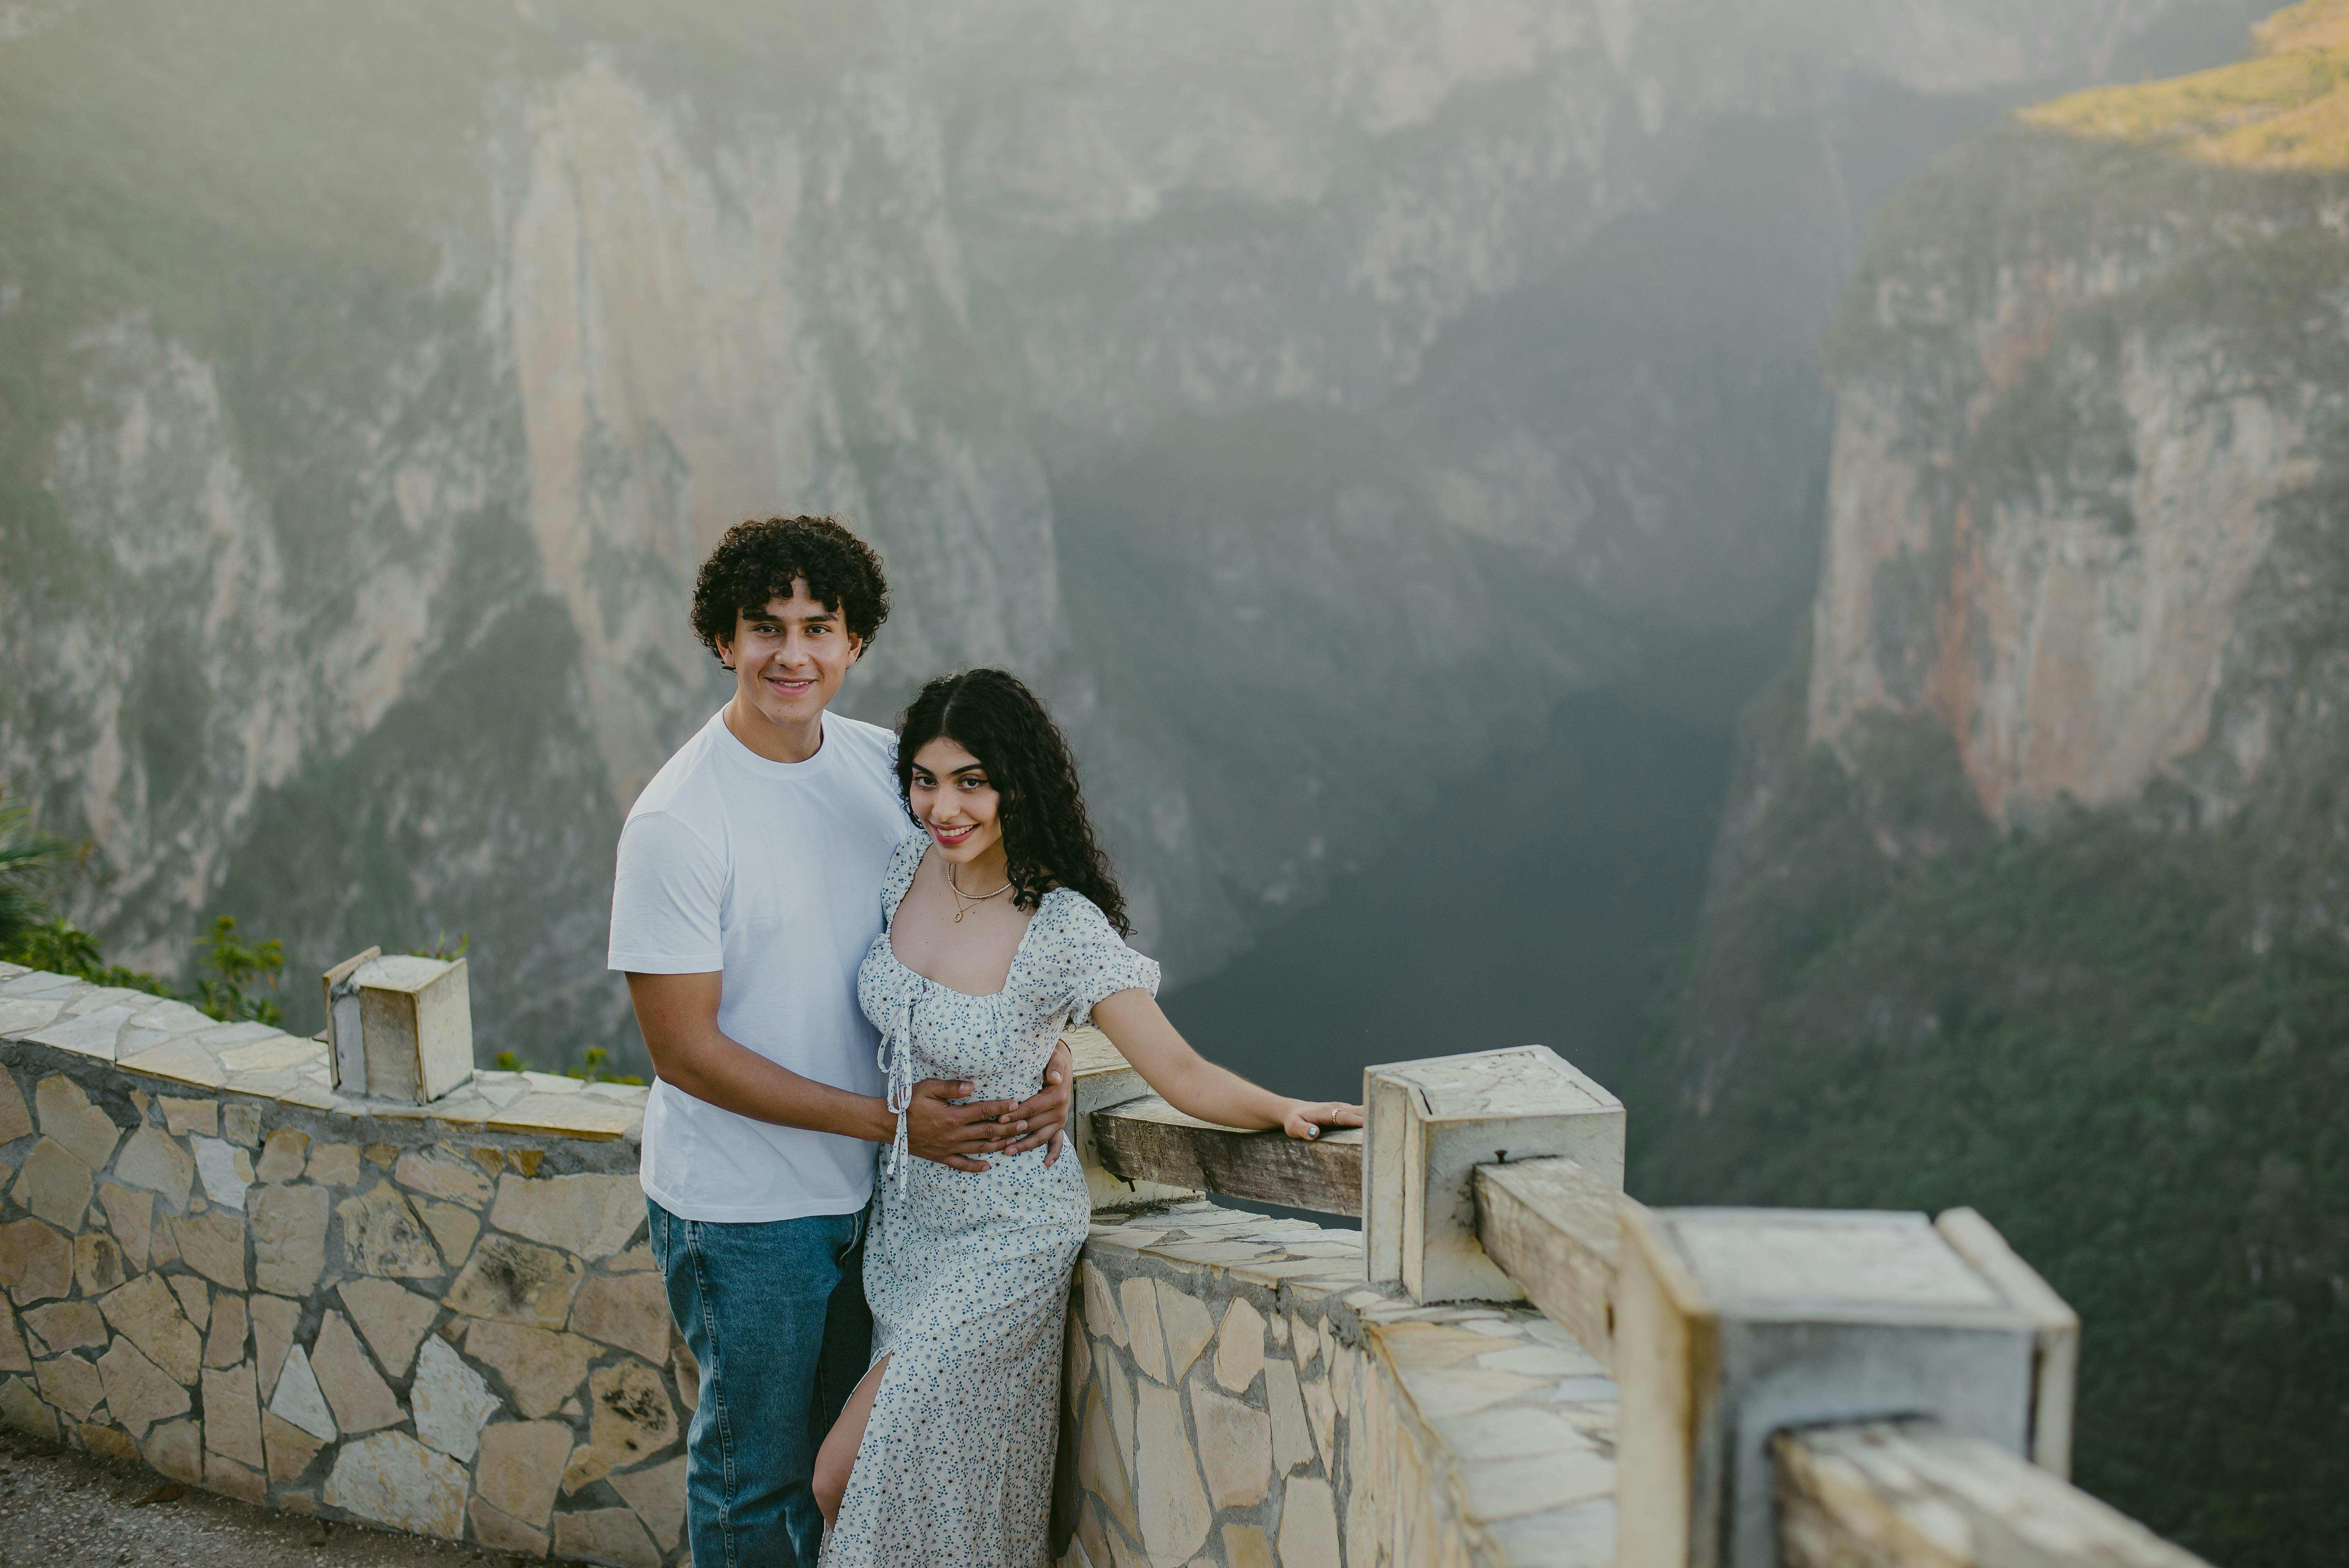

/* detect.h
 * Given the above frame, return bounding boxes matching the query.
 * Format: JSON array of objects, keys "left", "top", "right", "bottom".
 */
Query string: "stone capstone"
[
  {"left": 201, "top": 1360, "right": 264, "bottom": 1468},
  {"left": 337, "top": 1181, "right": 443, "bottom": 1278},
  {"left": 462, "top": 1320, "right": 595, "bottom": 1418},
  {"left": 249, "top": 1183, "right": 330, "bottom": 1296},
  {"left": 444, "top": 1233, "right": 583, "bottom": 1328},
  {"left": 98, "top": 1273, "right": 201, "bottom": 1384},
  {"left": 97, "top": 1335, "right": 191, "bottom": 1435},
  {"left": 323, "top": 1430, "right": 468, "bottom": 1540},
  {"left": 113, "top": 1126, "right": 194, "bottom": 1208},
  {"left": 12, "top": 1139, "right": 94, "bottom": 1230},
  {"left": 308, "top": 1309, "right": 403, "bottom": 1434},
  {"left": 487, "top": 1172, "right": 644, "bottom": 1259},
  {"left": 35, "top": 1076, "right": 122, "bottom": 1172},
  {"left": 410, "top": 1335, "right": 499, "bottom": 1460}
]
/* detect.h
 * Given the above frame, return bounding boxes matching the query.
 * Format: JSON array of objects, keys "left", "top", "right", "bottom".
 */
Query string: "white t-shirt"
[{"left": 608, "top": 706, "right": 913, "bottom": 1222}]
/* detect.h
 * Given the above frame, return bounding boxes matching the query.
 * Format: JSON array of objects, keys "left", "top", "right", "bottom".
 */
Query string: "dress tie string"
[{"left": 877, "top": 988, "right": 917, "bottom": 1182}]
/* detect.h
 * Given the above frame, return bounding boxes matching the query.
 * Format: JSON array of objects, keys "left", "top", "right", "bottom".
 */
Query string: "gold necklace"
[{"left": 947, "top": 862, "right": 1013, "bottom": 923}]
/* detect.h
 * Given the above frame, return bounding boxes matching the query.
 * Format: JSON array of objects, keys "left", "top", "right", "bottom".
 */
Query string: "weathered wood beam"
[
  {"left": 1775, "top": 1420, "right": 2211, "bottom": 1568},
  {"left": 1471, "top": 1156, "right": 1621, "bottom": 1368},
  {"left": 1091, "top": 1094, "right": 1365, "bottom": 1216}
]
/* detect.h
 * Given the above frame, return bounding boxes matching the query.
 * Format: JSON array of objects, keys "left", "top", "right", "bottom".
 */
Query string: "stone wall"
[
  {"left": 0, "top": 962, "right": 686, "bottom": 1564},
  {"left": 1058, "top": 1201, "right": 1615, "bottom": 1568},
  {"left": 2, "top": 957, "right": 1625, "bottom": 1568}
]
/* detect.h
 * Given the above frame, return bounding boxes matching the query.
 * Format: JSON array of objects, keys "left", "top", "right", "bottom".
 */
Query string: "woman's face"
[{"left": 907, "top": 736, "right": 1005, "bottom": 868}]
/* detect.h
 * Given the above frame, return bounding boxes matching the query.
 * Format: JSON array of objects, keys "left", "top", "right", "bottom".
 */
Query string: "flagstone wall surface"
[
  {"left": 1057, "top": 1204, "right": 1615, "bottom": 1568},
  {"left": 0, "top": 961, "right": 690, "bottom": 1565},
  {"left": 0, "top": 959, "right": 1613, "bottom": 1568}
]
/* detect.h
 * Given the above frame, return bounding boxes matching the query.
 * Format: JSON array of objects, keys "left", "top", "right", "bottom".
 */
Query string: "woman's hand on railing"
[{"left": 1281, "top": 1099, "right": 1365, "bottom": 1141}]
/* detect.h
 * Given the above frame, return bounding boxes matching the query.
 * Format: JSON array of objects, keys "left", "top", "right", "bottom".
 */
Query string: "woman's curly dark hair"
[
  {"left": 690, "top": 516, "right": 890, "bottom": 663},
  {"left": 895, "top": 669, "right": 1131, "bottom": 936}
]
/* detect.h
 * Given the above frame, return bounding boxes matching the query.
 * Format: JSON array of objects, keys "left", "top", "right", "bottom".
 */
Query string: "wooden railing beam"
[
  {"left": 1471, "top": 1156, "right": 1621, "bottom": 1369},
  {"left": 1775, "top": 1420, "right": 2211, "bottom": 1568},
  {"left": 1091, "top": 1094, "right": 1364, "bottom": 1215}
]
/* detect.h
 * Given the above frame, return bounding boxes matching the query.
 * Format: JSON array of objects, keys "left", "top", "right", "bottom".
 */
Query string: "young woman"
[{"left": 812, "top": 668, "right": 1362, "bottom": 1566}]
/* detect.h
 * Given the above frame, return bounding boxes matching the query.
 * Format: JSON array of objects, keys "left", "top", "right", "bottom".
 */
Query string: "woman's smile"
[{"left": 929, "top": 820, "right": 977, "bottom": 846}]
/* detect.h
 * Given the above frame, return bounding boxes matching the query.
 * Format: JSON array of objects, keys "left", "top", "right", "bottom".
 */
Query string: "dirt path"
[{"left": 0, "top": 1436, "right": 529, "bottom": 1568}]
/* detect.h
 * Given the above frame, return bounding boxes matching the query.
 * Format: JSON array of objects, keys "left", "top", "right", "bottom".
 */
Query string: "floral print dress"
[{"left": 823, "top": 832, "right": 1160, "bottom": 1567}]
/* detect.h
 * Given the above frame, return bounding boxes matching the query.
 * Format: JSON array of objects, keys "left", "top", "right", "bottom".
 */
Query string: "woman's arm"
[{"left": 1091, "top": 989, "right": 1362, "bottom": 1140}]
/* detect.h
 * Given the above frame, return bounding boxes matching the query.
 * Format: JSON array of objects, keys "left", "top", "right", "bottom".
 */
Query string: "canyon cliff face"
[
  {"left": 1640, "top": 11, "right": 2349, "bottom": 1560},
  {"left": 0, "top": 0, "right": 2257, "bottom": 1059}
]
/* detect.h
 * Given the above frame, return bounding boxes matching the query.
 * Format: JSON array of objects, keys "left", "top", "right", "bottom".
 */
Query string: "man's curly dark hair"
[
  {"left": 895, "top": 668, "right": 1131, "bottom": 936},
  {"left": 690, "top": 516, "right": 890, "bottom": 663}
]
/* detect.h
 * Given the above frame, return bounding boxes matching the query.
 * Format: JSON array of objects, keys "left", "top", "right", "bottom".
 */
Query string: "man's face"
[{"left": 718, "top": 581, "right": 863, "bottom": 733}]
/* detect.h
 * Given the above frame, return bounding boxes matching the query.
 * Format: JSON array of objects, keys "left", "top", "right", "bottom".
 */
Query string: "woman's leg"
[{"left": 812, "top": 1352, "right": 890, "bottom": 1529}]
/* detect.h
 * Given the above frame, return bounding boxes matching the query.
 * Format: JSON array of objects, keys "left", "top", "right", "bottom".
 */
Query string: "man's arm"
[{"left": 626, "top": 971, "right": 1019, "bottom": 1172}]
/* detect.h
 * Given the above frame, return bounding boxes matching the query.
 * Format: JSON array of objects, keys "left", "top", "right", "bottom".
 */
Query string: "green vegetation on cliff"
[
  {"left": 1633, "top": 11, "right": 2349, "bottom": 1562},
  {"left": 1631, "top": 691, "right": 2349, "bottom": 1562}
]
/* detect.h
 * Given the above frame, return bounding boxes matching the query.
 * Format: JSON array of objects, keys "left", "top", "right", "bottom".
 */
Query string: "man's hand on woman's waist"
[{"left": 905, "top": 1036, "right": 1073, "bottom": 1171}]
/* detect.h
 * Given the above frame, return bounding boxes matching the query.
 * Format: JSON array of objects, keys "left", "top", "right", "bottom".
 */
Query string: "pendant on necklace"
[{"left": 953, "top": 909, "right": 966, "bottom": 923}]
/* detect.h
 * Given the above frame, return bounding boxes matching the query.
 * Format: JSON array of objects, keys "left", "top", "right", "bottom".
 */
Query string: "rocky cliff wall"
[
  {"left": 1636, "top": 11, "right": 2349, "bottom": 1560},
  {"left": 0, "top": 0, "right": 2263, "bottom": 1061}
]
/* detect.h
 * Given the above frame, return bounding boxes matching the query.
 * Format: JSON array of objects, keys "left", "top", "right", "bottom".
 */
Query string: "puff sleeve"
[{"left": 1050, "top": 891, "right": 1161, "bottom": 1028}]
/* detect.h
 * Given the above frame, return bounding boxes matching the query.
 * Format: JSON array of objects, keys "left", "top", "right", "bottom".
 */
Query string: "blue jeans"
[{"left": 647, "top": 1197, "right": 873, "bottom": 1568}]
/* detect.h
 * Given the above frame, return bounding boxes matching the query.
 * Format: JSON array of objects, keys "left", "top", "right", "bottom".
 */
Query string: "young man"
[{"left": 608, "top": 516, "right": 1073, "bottom": 1567}]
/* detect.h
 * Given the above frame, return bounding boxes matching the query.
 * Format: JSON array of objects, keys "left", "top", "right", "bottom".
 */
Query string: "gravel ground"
[{"left": 0, "top": 1437, "right": 528, "bottom": 1568}]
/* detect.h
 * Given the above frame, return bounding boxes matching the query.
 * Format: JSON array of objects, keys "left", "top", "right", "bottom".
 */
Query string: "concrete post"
[
  {"left": 323, "top": 951, "right": 473, "bottom": 1103},
  {"left": 1361, "top": 1044, "right": 1624, "bottom": 1304},
  {"left": 1613, "top": 1205, "right": 2079, "bottom": 1568}
]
